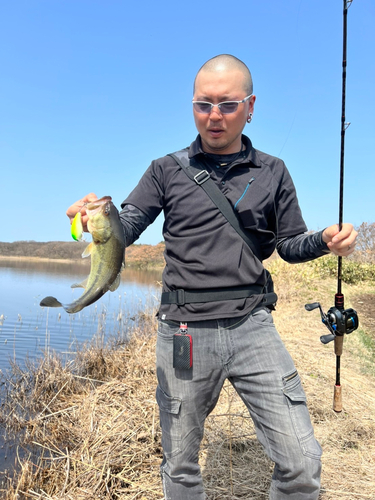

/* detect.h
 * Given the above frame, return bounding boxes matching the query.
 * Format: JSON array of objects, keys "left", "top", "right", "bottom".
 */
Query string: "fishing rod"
[{"left": 305, "top": 0, "right": 359, "bottom": 412}]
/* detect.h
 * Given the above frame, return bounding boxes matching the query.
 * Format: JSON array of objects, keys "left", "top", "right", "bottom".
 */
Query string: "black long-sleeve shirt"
[
  {"left": 120, "top": 204, "right": 330, "bottom": 264},
  {"left": 120, "top": 135, "right": 330, "bottom": 321}
]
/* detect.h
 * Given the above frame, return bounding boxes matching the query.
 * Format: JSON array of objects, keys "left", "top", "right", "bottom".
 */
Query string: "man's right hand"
[{"left": 66, "top": 193, "right": 98, "bottom": 233}]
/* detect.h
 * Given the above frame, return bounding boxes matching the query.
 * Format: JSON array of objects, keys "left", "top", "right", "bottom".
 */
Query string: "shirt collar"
[{"left": 188, "top": 134, "right": 262, "bottom": 168}]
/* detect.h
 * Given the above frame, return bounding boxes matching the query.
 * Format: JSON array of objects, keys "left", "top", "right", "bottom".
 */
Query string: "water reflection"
[
  {"left": 0, "top": 259, "right": 162, "bottom": 372},
  {"left": 0, "top": 258, "right": 162, "bottom": 282},
  {"left": 0, "top": 259, "right": 163, "bottom": 474}
]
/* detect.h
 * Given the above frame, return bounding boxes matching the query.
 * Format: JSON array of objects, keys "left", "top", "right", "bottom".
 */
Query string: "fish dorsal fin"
[
  {"left": 82, "top": 242, "right": 93, "bottom": 258},
  {"left": 109, "top": 273, "right": 121, "bottom": 292},
  {"left": 71, "top": 277, "right": 89, "bottom": 289}
]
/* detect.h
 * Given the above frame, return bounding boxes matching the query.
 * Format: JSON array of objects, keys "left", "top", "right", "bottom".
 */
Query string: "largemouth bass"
[{"left": 40, "top": 196, "right": 125, "bottom": 314}]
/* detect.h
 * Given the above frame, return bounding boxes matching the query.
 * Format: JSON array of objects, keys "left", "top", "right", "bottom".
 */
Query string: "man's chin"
[{"left": 201, "top": 137, "right": 229, "bottom": 154}]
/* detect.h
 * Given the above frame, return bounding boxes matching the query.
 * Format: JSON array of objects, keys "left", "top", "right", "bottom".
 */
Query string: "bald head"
[{"left": 194, "top": 54, "right": 253, "bottom": 96}]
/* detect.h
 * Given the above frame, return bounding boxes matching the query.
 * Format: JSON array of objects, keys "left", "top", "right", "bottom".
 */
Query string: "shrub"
[
  {"left": 309, "top": 255, "right": 375, "bottom": 283},
  {"left": 355, "top": 222, "right": 375, "bottom": 263}
]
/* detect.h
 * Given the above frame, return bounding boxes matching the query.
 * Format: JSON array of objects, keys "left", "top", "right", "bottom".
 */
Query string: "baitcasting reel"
[{"left": 305, "top": 299, "right": 359, "bottom": 344}]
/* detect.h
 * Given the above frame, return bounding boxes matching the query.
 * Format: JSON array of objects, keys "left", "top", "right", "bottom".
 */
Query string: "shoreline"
[
  {"left": 0, "top": 242, "right": 166, "bottom": 270},
  {"left": 0, "top": 255, "right": 88, "bottom": 264}
]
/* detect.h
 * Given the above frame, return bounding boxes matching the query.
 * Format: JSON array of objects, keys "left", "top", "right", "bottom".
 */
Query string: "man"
[{"left": 67, "top": 55, "right": 357, "bottom": 499}]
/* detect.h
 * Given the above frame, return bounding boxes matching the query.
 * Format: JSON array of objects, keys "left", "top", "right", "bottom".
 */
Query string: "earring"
[{"left": 247, "top": 113, "right": 253, "bottom": 124}]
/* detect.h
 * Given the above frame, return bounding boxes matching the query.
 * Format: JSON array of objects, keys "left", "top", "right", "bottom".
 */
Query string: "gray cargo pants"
[{"left": 156, "top": 308, "right": 322, "bottom": 499}]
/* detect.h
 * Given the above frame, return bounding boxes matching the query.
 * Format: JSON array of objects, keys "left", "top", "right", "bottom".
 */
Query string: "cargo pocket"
[
  {"left": 283, "top": 370, "right": 322, "bottom": 460},
  {"left": 156, "top": 385, "right": 182, "bottom": 459}
]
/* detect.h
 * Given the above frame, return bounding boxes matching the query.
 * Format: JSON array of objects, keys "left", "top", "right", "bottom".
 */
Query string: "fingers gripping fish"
[{"left": 40, "top": 196, "right": 126, "bottom": 314}]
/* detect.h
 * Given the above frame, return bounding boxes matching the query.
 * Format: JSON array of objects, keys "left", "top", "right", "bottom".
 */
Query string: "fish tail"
[{"left": 40, "top": 296, "right": 64, "bottom": 308}]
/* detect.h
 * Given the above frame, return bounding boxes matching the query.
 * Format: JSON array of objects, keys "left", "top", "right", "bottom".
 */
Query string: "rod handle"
[
  {"left": 334, "top": 335, "right": 344, "bottom": 356},
  {"left": 333, "top": 384, "right": 343, "bottom": 412}
]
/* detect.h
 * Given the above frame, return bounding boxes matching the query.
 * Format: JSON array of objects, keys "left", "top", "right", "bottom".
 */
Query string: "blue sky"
[{"left": 1, "top": 0, "right": 373, "bottom": 245}]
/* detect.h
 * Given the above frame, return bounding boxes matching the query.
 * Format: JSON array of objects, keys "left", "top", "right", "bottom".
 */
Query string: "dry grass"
[
  {"left": 271, "top": 272, "right": 375, "bottom": 500},
  {"left": 1, "top": 260, "right": 375, "bottom": 499}
]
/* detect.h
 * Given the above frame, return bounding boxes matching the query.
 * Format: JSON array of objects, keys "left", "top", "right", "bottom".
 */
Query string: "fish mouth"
[{"left": 86, "top": 196, "right": 112, "bottom": 217}]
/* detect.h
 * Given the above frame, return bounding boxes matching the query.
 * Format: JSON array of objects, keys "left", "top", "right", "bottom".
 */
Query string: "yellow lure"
[{"left": 71, "top": 212, "right": 84, "bottom": 241}]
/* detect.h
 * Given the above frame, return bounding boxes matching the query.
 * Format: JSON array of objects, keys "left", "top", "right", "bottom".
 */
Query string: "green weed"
[{"left": 308, "top": 255, "right": 375, "bottom": 284}]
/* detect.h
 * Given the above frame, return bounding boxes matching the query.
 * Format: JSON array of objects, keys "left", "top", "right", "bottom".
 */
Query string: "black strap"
[
  {"left": 161, "top": 287, "right": 277, "bottom": 306},
  {"left": 161, "top": 285, "right": 267, "bottom": 305},
  {"left": 168, "top": 151, "right": 262, "bottom": 261}
]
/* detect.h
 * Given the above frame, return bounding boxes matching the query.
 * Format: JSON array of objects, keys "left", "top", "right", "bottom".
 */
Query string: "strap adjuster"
[
  {"left": 194, "top": 170, "right": 210, "bottom": 185},
  {"left": 176, "top": 289, "right": 185, "bottom": 306}
]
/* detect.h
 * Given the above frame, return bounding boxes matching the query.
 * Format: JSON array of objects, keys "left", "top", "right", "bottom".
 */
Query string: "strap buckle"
[
  {"left": 194, "top": 170, "right": 210, "bottom": 185},
  {"left": 176, "top": 289, "right": 185, "bottom": 306}
]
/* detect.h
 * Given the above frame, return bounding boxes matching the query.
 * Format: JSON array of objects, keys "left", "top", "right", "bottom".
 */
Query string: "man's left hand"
[{"left": 322, "top": 223, "right": 358, "bottom": 256}]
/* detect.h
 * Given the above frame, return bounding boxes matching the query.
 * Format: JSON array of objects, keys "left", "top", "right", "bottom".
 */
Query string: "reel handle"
[
  {"left": 305, "top": 302, "right": 320, "bottom": 311},
  {"left": 320, "top": 334, "right": 335, "bottom": 344}
]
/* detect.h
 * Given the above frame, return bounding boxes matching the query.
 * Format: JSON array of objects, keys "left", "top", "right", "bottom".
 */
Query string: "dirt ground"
[{"left": 352, "top": 292, "right": 375, "bottom": 337}]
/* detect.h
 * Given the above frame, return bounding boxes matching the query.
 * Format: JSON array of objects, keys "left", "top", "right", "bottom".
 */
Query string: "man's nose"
[{"left": 209, "top": 105, "right": 223, "bottom": 120}]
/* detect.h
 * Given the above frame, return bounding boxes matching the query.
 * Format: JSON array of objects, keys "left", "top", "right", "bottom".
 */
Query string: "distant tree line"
[
  {"left": 0, "top": 241, "right": 87, "bottom": 260},
  {"left": 0, "top": 241, "right": 166, "bottom": 268},
  {"left": 354, "top": 222, "right": 375, "bottom": 263},
  {"left": 126, "top": 242, "right": 165, "bottom": 269}
]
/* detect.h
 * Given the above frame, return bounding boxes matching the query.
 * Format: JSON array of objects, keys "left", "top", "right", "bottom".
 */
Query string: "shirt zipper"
[{"left": 234, "top": 177, "right": 255, "bottom": 210}]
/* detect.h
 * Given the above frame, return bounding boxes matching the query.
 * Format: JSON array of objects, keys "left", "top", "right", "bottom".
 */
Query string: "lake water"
[
  {"left": 0, "top": 259, "right": 162, "bottom": 373},
  {"left": 0, "top": 259, "right": 162, "bottom": 472}
]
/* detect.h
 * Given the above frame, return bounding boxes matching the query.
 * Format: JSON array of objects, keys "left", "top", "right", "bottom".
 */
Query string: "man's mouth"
[{"left": 208, "top": 128, "right": 224, "bottom": 137}]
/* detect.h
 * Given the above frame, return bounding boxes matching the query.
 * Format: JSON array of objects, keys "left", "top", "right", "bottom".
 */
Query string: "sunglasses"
[{"left": 192, "top": 94, "right": 253, "bottom": 115}]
